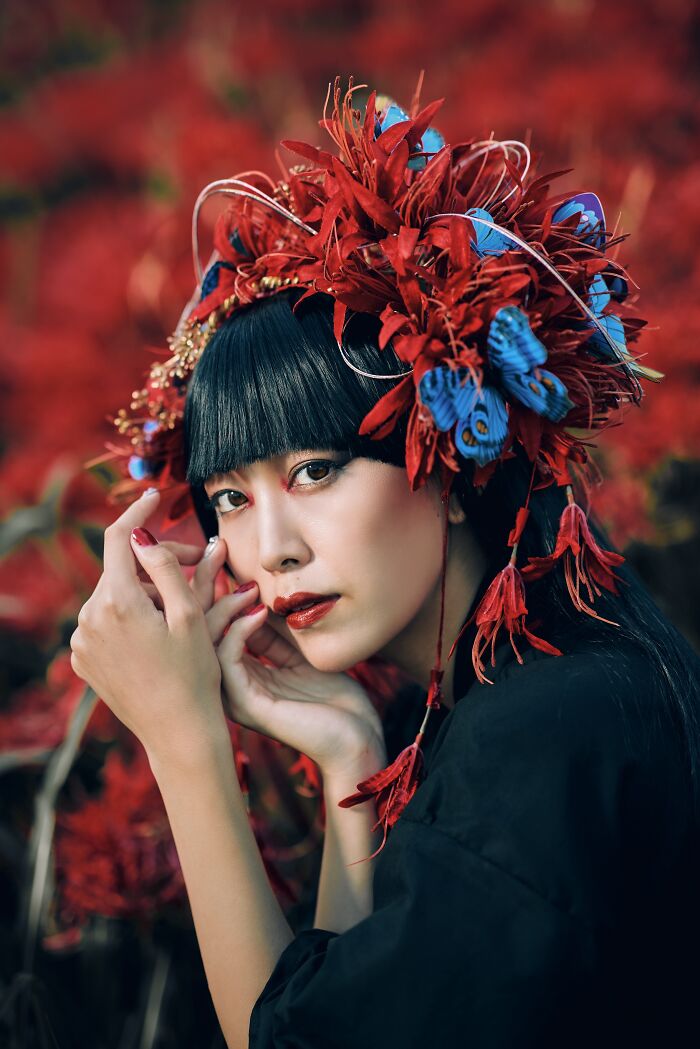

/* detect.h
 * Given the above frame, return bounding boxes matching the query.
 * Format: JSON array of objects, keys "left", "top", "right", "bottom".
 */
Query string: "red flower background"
[{"left": 1, "top": 1, "right": 698, "bottom": 1045}]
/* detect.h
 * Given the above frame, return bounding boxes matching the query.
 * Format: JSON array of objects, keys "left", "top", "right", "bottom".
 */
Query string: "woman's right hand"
[{"left": 143, "top": 534, "right": 387, "bottom": 779}]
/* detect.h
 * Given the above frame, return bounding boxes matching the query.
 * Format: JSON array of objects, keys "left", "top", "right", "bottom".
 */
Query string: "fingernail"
[
  {"left": 131, "top": 527, "right": 158, "bottom": 546},
  {"left": 141, "top": 487, "right": 159, "bottom": 498},
  {"left": 203, "top": 536, "right": 219, "bottom": 558},
  {"left": 243, "top": 602, "right": 265, "bottom": 616},
  {"left": 234, "top": 581, "right": 257, "bottom": 593}
]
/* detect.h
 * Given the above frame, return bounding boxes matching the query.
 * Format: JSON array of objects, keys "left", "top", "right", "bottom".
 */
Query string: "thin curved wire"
[
  {"left": 191, "top": 177, "right": 316, "bottom": 285},
  {"left": 454, "top": 139, "right": 532, "bottom": 208},
  {"left": 335, "top": 319, "right": 413, "bottom": 381},
  {"left": 426, "top": 211, "right": 644, "bottom": 402},
  {"left": 185, "top": 167, "right": 643, "bottom": 400}
]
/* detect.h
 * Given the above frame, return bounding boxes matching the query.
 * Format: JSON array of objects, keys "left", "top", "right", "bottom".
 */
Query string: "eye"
[
  {"left": 293, "top": 460, "right": 337, "bottom": 485},
  {"left": 206, "top": 458, "right": 347, "bottom": 517},
  {"left": 206, "top": 489, "right": 247, "bottom": 517}
]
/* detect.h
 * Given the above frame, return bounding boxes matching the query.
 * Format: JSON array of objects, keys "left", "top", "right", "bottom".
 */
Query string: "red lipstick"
[{"left": 273, "top": 591, "right": 340, "bottom": 630}]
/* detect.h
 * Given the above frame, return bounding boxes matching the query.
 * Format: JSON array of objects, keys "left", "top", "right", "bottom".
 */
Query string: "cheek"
[
  {"left": 219, "top": 524, "right": 256, "bottom": 583},
  {"left": 324, "top": 470, "right": 443, "bottom": 602}
]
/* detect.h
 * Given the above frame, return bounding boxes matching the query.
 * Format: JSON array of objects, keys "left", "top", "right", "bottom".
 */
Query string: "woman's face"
[{"left": 203, "top": 449, "right": 446, "bottom": 673}]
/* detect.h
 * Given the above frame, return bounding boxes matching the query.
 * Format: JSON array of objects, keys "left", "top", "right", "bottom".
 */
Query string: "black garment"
[{"left": 249, "top": 588, "right": 700, "bottom": 1047}]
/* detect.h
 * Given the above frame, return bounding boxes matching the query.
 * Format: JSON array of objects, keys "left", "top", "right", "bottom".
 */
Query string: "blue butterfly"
[
  {"left": 419, "top": 367, "right": 509, "bottom": 467},
  {"left": 487, "top": 307, "right": 574, "bottom": 422},
  {"left": 229, "top": 227, "right": 250, "bottom": 257},
  {"left": 465, "top": 207, "right": 513, "bottom": 258},
  {"left": 128, "top": 420, "right": 162, "bottom": 480},
  {"left": 200, "top": 228, "right": 250, "bottom": 300},
  {"left": 128, "top": 455, "right": 158, "bottom": 480},
  {"left": 552, "top": 192, "right": 606, "bottom": 250},
  {"left": 200, "top": 259, "right": 236, "bottom": 301},
  {"left": 373, "top": 100, "right": 445, "bottom": 171},
  {"left": 585, "top": 273, "right": 627, "bottom": 363}
]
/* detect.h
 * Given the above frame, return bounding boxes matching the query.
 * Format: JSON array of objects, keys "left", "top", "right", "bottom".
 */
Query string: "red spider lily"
[
  {"left": 521, "top": 486, "right": 626, "bottom": 624},
  {"left": 459, "top": 557, "right": 563, "bottom": 686},
  {"left": 336, "top": 668, "right": 443, "bottom": 859},
  {"left": 53, "top": 744, "right": 187, "bottom": 932},
  {"left": 337, "top": 736, "right": 426, "bottom": 860},
  {"left": 0, "top": 651, "right": 115, "bottom": 752}
]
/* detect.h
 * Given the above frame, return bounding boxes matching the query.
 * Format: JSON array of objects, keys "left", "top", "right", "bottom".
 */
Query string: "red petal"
[{"left": 358, "top": 375, "right": 414, "bottom": 439}]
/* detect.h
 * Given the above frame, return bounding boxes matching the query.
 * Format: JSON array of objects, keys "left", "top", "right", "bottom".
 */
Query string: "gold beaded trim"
[{"left": 113, "top": 276, "right": 303, "bottom": 444}]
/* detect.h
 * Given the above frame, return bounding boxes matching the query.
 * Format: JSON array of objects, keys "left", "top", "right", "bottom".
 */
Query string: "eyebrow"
[
  {"left": 205, "top": 455, "right": 286, "bottom": 489},
  {"left": 204, "top": 448, "right": 351, "bottom": 490}
]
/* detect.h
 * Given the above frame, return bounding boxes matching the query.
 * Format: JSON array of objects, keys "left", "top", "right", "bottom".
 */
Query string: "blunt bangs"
[{"left": 183, "top": 290, "right": 409, "bottom": 488}]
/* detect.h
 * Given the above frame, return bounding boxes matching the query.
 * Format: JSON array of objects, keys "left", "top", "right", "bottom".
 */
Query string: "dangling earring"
[{"left": 447, "top": 492, "right": 466, "bottom": 525}]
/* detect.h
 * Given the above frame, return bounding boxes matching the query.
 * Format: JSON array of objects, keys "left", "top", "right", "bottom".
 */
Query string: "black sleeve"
[
  {"left": 249, "top": 816, "right": 601, "bottom": 1048},
  {"left": 249, "top": 639, "right": 692, "bottom": 1049}
]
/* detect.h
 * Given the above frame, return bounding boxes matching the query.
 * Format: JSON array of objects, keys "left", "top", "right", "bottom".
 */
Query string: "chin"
[
  {"left": 272, "top": 604, "right": 393, "bottom": 672},
  {"left": 293, "top": 626, "right": 384, "bottom": 674}
]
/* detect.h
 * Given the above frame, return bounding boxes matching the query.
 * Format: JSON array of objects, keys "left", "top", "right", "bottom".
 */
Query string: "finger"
[
  {"left": 205, "top": 583, "right": 259, "bottom": 644},
  {"left": 141, "top": 581, "right": 165, "bottom": 611},
  {"left": 216, "top": 599, "right": 268, "bottom": 666},
  {"left": 133, "top": 539, "right": 203, "bottom": 588},
  {"left": 129, "top": 527, "right": 199, "bottom": 622},
  {"left": 159, "top": 540, "right": 208, "bottom": 566},
  {"left": 207, "top": 590, "right": 301, "bottom": 668},
  {"left": 190, "top": 535, "right": 229, "bottom": 612},
  {"left": 241, "top": 615, "right": 301, "bottom": 669},
  {"left": 102, "top": 488, "right": 161, "bottom": 590}
]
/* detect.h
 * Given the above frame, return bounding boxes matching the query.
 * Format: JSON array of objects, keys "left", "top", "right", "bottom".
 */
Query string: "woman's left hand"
[{"left": 69, "top": 490, "right": 226, "bottom": 764}]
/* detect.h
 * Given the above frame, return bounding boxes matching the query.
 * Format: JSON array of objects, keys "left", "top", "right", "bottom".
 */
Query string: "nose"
[{"left": 256, "top": 489, "right": 312, "bottom": 574}]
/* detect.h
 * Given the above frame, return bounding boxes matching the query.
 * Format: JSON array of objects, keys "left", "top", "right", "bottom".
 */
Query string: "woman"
[{"left": 71, "top": 79, "right": 700, "bottom": 1047}]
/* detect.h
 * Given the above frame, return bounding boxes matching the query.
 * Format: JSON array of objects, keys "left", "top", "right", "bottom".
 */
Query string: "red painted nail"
[
  {"left": 131, "top": 527, "right": 158, "bottom": 546},
  {"left": 243, "top": 602, "right": 265, "bottom": 616},
  {"left": 234, "top": 581, "right": 257, "bottom": 593}
]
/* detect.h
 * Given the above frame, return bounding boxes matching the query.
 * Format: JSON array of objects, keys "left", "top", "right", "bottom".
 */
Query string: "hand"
[
  {"left": 179, "top": 534, "right": 388, "bottom": 779},
  {"left": 69, "top": 490, "right": 227, "bottom": 764}
]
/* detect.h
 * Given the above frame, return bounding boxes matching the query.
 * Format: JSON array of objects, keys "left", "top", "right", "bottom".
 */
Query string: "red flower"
[
  {"left": 521, "top": 487, "right": 626, "bottom": 623},
  {"left": 53, "top": 744, "right": 187, "bottom": 932},
  {"left": 337, "top": 736, "right": 426, "bottom": 860},
  {"left": 463, "top": 559, "right": 563, "bottom": 686}
]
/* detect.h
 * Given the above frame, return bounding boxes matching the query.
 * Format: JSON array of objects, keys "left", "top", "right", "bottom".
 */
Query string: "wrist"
[
  {"left": 321, "top": 734, "right": 387, "bottom": 793},
  {"left": 146, "top": 719, "right": 233, "bottom": 782}
]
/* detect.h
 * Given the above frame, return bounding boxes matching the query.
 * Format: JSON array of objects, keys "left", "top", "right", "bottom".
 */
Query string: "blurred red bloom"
[{"left": 53, "top": 743, "right": 186, "bottom": 932}]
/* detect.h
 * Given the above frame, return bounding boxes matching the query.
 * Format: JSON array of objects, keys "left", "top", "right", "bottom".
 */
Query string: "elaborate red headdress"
[{"left": 98, "top": 73, "right": 662, "bottom": 851}]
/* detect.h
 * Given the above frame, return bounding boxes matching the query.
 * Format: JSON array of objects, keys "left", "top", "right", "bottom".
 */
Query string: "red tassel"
[
  {"left": 335, "top": 475, "right": 449, "bottom": 863},
  {"left": 337, "top": 726, "right": 428, "bottom": 862},
  {"left": 447, "top": 495, "right": 561, "bottom": 686},
  {"left": 521, "top": 485, "right": 625, "bottom": 626},
  {"left": 466, "top": 556, "right": 563, "bottom": 685},
  {"left": 337, "top": 683, "right": 441, "bottom": 862}
]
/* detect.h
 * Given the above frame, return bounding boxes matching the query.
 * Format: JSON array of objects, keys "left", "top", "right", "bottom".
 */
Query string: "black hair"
[
  {"left": 183, "top": 288, "right": 700, "bottom": 818},
  {"left": 455, "top": 456, "right": 700, "bottom": 817},
  {"left": 184, "top": 289, "right": 409, "bottom": 537}
]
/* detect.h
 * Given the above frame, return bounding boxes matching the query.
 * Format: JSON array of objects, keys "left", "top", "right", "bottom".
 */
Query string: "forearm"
[
  {"left": 148, "top": 736, "right": 294, "bottom": 1049},
  {"left": 314, "top": 739, "right": 387, "bottom": 933}
]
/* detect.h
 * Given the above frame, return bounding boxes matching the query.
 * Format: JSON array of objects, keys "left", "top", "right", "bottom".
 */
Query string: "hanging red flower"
[
  {"left": 521, "top": 485, "right": 626, "bottom": 624},
  {"left": 337, "top": 733, "right": 427, "bottom": 861},
  {"left": 467, "top": 557, "right": 563, "bottom": 686}
]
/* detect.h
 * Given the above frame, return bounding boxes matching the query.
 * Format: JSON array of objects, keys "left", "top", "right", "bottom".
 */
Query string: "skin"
[
  {"left": 69, "top": 450, "right": 488, "bottom": 1049},
  {"left": 202, "top": 448, "right": 488, "bottom": 716}
]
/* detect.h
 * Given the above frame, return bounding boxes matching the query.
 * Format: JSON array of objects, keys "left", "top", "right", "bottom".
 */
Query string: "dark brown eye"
[
  {"left": 292, "top": 460, "right": 344, "bottom": 487},
  {"left": 209, "top": 490, "right": 247, "bottom": 516},
  {"left": 305, "top": 463, "right": 332, "bottom": 480}
]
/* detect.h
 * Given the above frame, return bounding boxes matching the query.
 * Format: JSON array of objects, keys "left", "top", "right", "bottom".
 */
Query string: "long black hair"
[{"left": 183, "top": 288, "right": 700, "bottom": 817}]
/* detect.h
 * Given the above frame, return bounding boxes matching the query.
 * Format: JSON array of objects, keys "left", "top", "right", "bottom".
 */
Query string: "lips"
[
  {"left": 273, "top": 592, "right": 337, "bottom": 616},
  {"left": 284, "top": 597, "right": 339, "bottom": 629}
]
